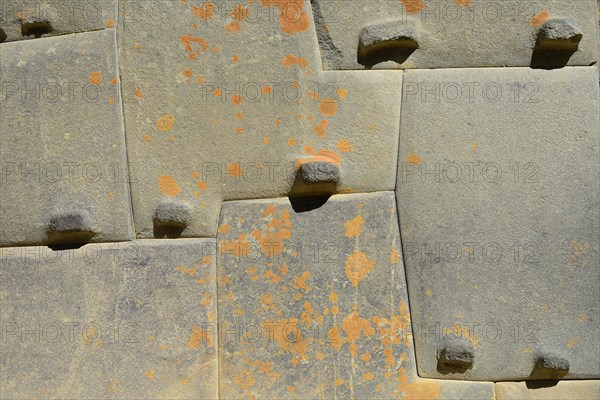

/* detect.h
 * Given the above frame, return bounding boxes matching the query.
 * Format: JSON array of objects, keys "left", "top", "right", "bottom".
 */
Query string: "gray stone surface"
[
  {"left": 495, "top": 380, "right": 600, "bottom": 400},
  {"left": 312, "top": 0, "right": 599, "bottom": 69},
  {"left": 396, "top": 66, "right": 600, "bottom": 381},
  {"left": 0, "top": 239, "right": 218, "bottom": 399},
  {"left": 216, "top": 192, "right": 494, "bottom": 399},
  {"left": 118, "top": 0, "right": 403, "bottom": 238},
  {"left": 0, "top": 0, "right": 117, "bottom": 42},
  {"left": 300, "top": 161, "right": 340, "bottom": 183},
  {"left": 0, "top": 29, "right": 134, "bottom": 246}
]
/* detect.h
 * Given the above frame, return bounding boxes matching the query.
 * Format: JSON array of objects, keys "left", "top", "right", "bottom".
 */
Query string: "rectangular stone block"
[
  {"left": 313, "top": 0, "right": 599, "bottom": 69},
  {"left": 216, "top": 192, "right": 494, "bottom": 399},
  {"left": 118, "top": 0, "right": 403, "bottom": 238},
  {"left": 495, "top": 380, "right": 600, "bottom": 400},
  {"left": 0, "top": 0, "right": 117, "bottom": 43},
  {"left": 0, "top": 29, "right": 134, "bottom": 246},
  {"left": 0, "top": 240, "right": 217, "bottom": 399},
  {"left": 396, "top": 66, "right": 600, "bottom": 381}
]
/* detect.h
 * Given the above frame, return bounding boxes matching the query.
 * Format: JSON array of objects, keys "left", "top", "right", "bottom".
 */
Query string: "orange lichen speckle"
[
  {"left": 288, "top": 138, "right": 297, "bottom": 146},
  {"left": 531, "top": 11, "right": 550, "bottom": 27},
  {"left": 158, "top": 175, "right": 181, "bottom": 197},
  {"left": 143, "top": 134, "right": 151, "bottom": 142},
  {"left": 282, "top": 55, "right": 308, "bottom": 68},
  {"left": 342, "top": 311, "right": 375, "bottom": 357},
  {"left": 192, "top": 3, "right": 216, "bottom": 21},
  {"left": 337, "top": 139, "right": 353, "bottom": 153},
  {"left": 134, "top": 88, "right": 143, "bottom": 98},
  {"left": 363, "top": 372, "right": 375, "bottom": 381},
  {"left": 183, "top": 68, "right": 193, "bottom": 78},
  {"left": 188, "top": 326, "right": 213, "bottom": 348},
  {"left": 263, "top": 137, "right": 270, "bottom": 145},
  {"left": 344, "top": 215, "right": 365, "bottom": 238},
  {"left": 319, "top": 98, "right": 339, "bottom": 117},
  {"left": 407, "top": 153, "right": 422, "bottom": 164},
  {"left": 156, "top": 114, "right": 175, "bottom": 132},
  {"left": 231, "top": 95, "right": 243, "bottom": 106},
  {"left": 345, "top": 250, "right": 375, "bottom": 287},
  {"left": 401, "top": 0, "right": 427, "bottom": 14},
  {"left": 566, "top": 337, "right": 578, "bottom": 349},
  {"left": 314, "top": 120, "right": 329, "bottom": 138},
  {"left": 88, "top": 71, "right": 103, "bottom": 86},
  {"left": 180, "top": 34, "right": 209, "bottom": 60},
  {"left": 145, "top": 369, "right": 156, "bottom": 379},
  {"left": 227, "top": 162, "right": 243, "bottom": 177},
  {"left": 262, "top": 85, "right": 273, "bottom": 94},
  {"left": 337, "top": 88, "right": 347, "bottom": 100},
  {"left": 292, "top": 271, "right": 311, "bottom": 292},
  {"left": 260, "top": 0, "right": 310, "bottom": 35},
  {"left": 454, "top": 0, "right": 471, "bottom": 6},
  {"left": 105, "top": 19, "right": 115, "bottom": 28}
]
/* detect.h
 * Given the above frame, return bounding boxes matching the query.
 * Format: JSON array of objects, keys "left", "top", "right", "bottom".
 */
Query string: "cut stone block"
[
  {"left": 311, "top": 0, "right": 599, "bottom": 69},
  {"left": 118, "top": 0, "right": 403, "bottom": 238},
  {"left": 300, "top": 161, "right": 340, "bottom": 184},
  {"left": 358, "top": 18, "right": 419, "bottom": 68},
  {"left": 495, "top": 380, "right": 600, "bottom": 400},
  {"left": 397, "top": 66, "right": 600, "bottom": 381},
  {"left": 216, "top": 192, "right": 494, "bottom": 399},
  {"left": 0, "top": 30, "right": 134, "bottom": 246},
  {"left": 0, "top": 239, "right": 217, "bottom": 399},
  {"left": 0, "top": 0, "right": 117, "bottom": 42}
]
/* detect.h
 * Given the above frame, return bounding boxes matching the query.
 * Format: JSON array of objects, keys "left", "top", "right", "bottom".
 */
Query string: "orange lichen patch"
[
  {"left": 337, "top": 88, "right": 347, "bottom": 100},
  {"left": 143, "top": 135, "right": 151, "bottom": 142},
  {"left": 211, "top": 47, "right": 221, "bottom": 53},
  {"left": 235, "top": 112, "right": 245, "bottom": 119},
  {"left": 188, "top": 326, "right": 213, "bottom": 348},
  {"left": 232, "top": 4, "right": 250, "bottom": 21},
  {"left": 218, "top": 224, "right": 231, "bottom": 234},
  {"left": 158, "top": 175, "right": 181, "bottom": 197},
  {"left": 342, "top": 311, "right": 375, "bottom": 357},
  {"left": 443, "top": 323, "right": 479, "bottom": 347},
  {"left": 296, "top": 147, "right": 341, "bottom": 168},
  {"left": 344, "top": 215, "right": 365, "bottom": 238},
  {"left": 180, "top": 35, "right": 209, "bottom": 60},
  {"left": 398, "top": 378, "right": 441, "bottom": 400},
  {"left": 262, "top": 137, "right": 270, "bottom": 145},
  {"left": 220, "top": 234, "right": 250, "bottom": 257},
  {"left": 263, "top": 318, "right": 308, "bottom": 363},
  {"left": 202, "top": 256, "right": 212, "bottom": 265},
  {"left": 531, "top": 11, "right": 550, "bottom": 27},
  {"left": 192, "top": 3, "right": 216, "bottom": 21},
  {"left": 110, "top": 78, "right": 118, "bottom": 85},
  {"left": 226, "top": 21, "right": 241, "bottom": 32},
  {"left": 88, "top": 71, "right": 103, "bottom": 86},
  {"left": 292, "top": 271, "right": 311, "bottom": 292},
  {"left": 570, "top": 240, "right": 590, "bottom": 266},
  {"left": 236, "top": 127, "right": 245, "bottom": 135},
  {"left": 235, "top": 367, "right": 256, "bottom": 389},
  {"left": 314, "top": 120, "right": 329, "bottom": 138},
  {"left": 335, "top": 378, "right": 345, "bottom": 386},
  {"left": 566, "top": 337, "right": 578, "bottom": 349},
  {"left": 133, "top": 43, "right": 142, "bottom": 49},
  {"left": 156, "top": 114, "right": 175, "bottom": 132},
  {"left": 287, "top": 138, "right": 297, "bottom": 146},
  {"left": 329, "top": 292, "right": 338, "bottom": 303},
  {"left": 373, "top": 300, "right": 412, "bottom": 347},
  {"left": 183, "top": 68, "right": 193, "bottom": 78},
  {"left": 145, "top": 369, "right": 156, "bottom": 379},
  {"left": 251, "top": 207, "right": 292, "bottom": 257},
  {"left": 105, "top": 19, "right": 115, "bottom": 28},
  {"left": 282, "top": 55, "right": 309, "bottom": 68},
  {"left": 134, "top": 88, "right": 143, "bottom": 98},
  {"left": 577, "top": 313, "right": 589, "bottom": 324},
  {"left": 328, "top": 326, "right": 344, "bottom": 351},
  {"left": 319, "top": 98, "right": 339, "bottom": 117},
  {"left": 406, "top": 153, "right": 422, "bottom": 164},
  {"left": 454, "top": 0, "right": 471, "bottom": 6},
  {"left": 201, "top": 292, "right": 212, "bottom": 308},
  {"left": 232, "top": 55, "right": 240, "bottom": 63},
  {"left": 262, "top": 85, "right": 273, "bottom": 94},
  {"left": 361, "top": 352, "right": 371, "bottom": 362},
  {"left": 227, "top": 162, "right": 243, "bottom": 177},
  {"left": 260, "top": 0, "right": 310, "bottom": 35},
  {"left": 107, "top": 97, "right": 115, "bottom": 105},
  {"left": 213, "top": 89, "right": 222, "bottom": 97},
  {"left": 197, "top": 181, "right": 208, "bottom": 190},
  {"left": 401, "top": 0, "right": 427, "bottom": 14},
  {"left": 275, "top": 119, "right": 282, "bottom": 126},
  {"left": 391, "top": 247, "right": 400, "bottom": 264},
  {"left": 336, "top": 139, "right": 353, "bottom": 153},
  {"left": 470, "top": 143, "right": 478, "bottom": 152},
  {"left": 363, "top": 372, "right": 375, "bottom": 381},
  {"left": 231, "top": 95, "right": 243, "bottom": 106},
  {"left": 345, "top": 250, "right": 375, "bottom": 287},
  {"left": 176, "top": 265, "right": 198, "bottom": 277},
  {"left": 261, "top": 293, "right": 275, "bottom": 310},
  {"left": 425, "top": 288, "right": 433, "bottom": 297},
  {"left": 195, "top": 75, "right": 207, "bottom": 84}
]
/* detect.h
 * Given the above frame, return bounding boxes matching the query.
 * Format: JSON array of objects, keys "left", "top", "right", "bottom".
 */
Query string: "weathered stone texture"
[
  {"left": 118, "top": 0, "right": 402, "bottom": 238},
  {"left": 0, "top": 240, "right": 217, "bottom": 399},
  {"left": 396, "top": 66, "right": 600, "bottom": 381},
  {"left": 495, "top": 380, "right": 600, "bottom": 400},
  {"left": 0, "top": 29, "right": 134, "bottom": 246},
  {"left": 217, "top": 192, "right": 494, "bottom": 399}
]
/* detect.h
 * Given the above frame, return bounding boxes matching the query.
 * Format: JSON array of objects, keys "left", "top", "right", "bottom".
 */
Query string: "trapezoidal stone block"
[
  {"left": 396, "top": 66, "right": 600, "bottom": 381},
  {"left": 0, "top": 0, "right": 117, "bottom": 43},
  {"left": 0, "top": 29, "right": 134, "bottom": 246},
  {"left": 311, "top": 0, "right": 599, "bottom": 69},
  {"left": 216, "top": 192, "right": 494, "bottom": 399},
  {"left": 118, "top": 0, "right": 403, "bottom": 238},
  {"left": 0, "top": 239, "right": 217, "bottom": 399}
]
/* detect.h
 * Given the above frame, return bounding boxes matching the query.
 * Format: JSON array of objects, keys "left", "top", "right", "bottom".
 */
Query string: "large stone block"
[
  {"left": 118, "top": 0, "right": 403, "bottom": 238},
  {"left": 396, "top": 66, "right": 600, "bottom": 380},
  {"left": 0, "top": 240, "right": 217, "bottom": 399},
  {"left": 0, "top": 29, "right": 134, "bottom": 246},
  {"left": 0, "top": 0, "right": 117, "bottom": 43},
  {"left": 312, "top": 0, "right": 599, "bottom": 69},
  {"left": 495, "top": 380, "right": 600, "bottom": 400},
  {"left": 216, "top": 192, "right": 494, "bottom": 399}
]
